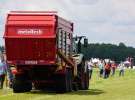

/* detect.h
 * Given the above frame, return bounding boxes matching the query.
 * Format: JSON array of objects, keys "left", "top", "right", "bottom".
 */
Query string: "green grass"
[{"left": 0, "top": 68, "right": 135, "bottom": 100}]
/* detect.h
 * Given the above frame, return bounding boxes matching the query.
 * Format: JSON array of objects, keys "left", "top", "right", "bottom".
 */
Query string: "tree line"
[{"left": 82, "top": 42, "right": 135, "bottom": 62}]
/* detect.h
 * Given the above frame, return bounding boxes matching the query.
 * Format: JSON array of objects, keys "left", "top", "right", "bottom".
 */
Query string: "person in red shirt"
[
  {"left": 111, "top": 62, "right": 116, "bottom": 76},
  {"left": 104, "top": 61, "right": 111, "bottom": 78}
]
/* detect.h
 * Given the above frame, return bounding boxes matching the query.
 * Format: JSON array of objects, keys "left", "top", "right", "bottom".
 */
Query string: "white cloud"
[
  {"left": 71, "top": 0, "right": 99, "bottom": 5},
  {"left": 0, "top": 0, "right": 135, "bottom": 47}
]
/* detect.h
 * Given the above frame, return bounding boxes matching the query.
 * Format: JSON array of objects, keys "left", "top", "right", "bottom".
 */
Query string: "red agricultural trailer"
[{"left": 4, "top": 11, "right": 89, "bottom": 93}]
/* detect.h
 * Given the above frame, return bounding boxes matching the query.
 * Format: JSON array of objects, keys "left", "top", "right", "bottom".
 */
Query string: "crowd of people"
[{"left": 87, "top": 58, "right": 126, "bottom": 79}]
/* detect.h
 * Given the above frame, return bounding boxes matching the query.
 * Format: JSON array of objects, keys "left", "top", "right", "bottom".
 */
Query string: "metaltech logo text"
[{"left": 17, "top": 29, "right": 43, "bottom": 35}]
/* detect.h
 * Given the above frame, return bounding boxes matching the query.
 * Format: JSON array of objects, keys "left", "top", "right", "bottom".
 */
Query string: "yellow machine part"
[{"left": 57, "top": 50, "right": 77, "bottom": 76}]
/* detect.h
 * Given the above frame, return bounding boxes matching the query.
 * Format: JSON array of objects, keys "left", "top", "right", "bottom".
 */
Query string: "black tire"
[
  {"left": 84, "top": 71, "right": 89, "bottom": 90},
  {"left": 13, "top": 80, "right": 22, "bottom": 93},
  {"left": 13, "top": 75, "right": 32, "bottom": 93},
  {"left": 13, "top": 80, "right": 32, "bottom": 93},
  {"left": 72, "top": 81, "right": 78, "bottom": 91},
  {"left": 79, "top": 69, "right": 85, "bottom": 90},
  {"left": 77, "top": 64, "right": 85, "bottom": 90},
  {"left": 68, "top": 68, "right": 72, "bottom": 92},
  {"left": 57, "top": 68, "right": 72, "bottom": 92}
]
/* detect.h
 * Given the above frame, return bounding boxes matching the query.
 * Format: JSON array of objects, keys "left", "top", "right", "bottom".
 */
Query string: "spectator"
[
  {"left": 119, "top": 62, "right": 125, "bottom": 76},
  {"left": 98, "top": 60, "right": 104, "bottom": 77},
  {"left": 87, "top": 60, "right": 93, "bottom": 79},
  {"left": 104, "top": 61, "right": 111, "bottom": 78},
  {"left": 0, "top": 59, "right": 7, "bottom": 89},
  {"left": 111, "top": 61, "right": 116, "bottom": 76},
  {"left": 7, "top": 65, "right": 14, "bottom": 88},
  {"left": 3, "top": 51, "right": 14, "bottom": 88}
]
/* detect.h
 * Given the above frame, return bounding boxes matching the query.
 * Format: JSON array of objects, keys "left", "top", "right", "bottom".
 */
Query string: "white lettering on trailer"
[
  {"left": 17, "top": 29, "right": 43, "bottom": 35},
  {"left": 25, "top": 61, "right": 38, "bottom": 64}
]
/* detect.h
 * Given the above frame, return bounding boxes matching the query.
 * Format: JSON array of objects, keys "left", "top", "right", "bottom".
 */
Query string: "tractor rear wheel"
[{"left": 84, "top": 66, "right": 89, "bottom": 90}]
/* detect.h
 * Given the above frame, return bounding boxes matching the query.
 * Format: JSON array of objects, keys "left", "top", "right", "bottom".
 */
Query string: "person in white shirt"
[
  {"left": 98, "top": 60, "right": 104, "bottom": 77},
  {"left": 87, "top": 60, "right": 93, "bottom": 79},
  {"left": 0, "top": 59, "right": 7, "bottom": 89},
  {"left": 119, "top": 62, "right": 125, "bottom": 76}
]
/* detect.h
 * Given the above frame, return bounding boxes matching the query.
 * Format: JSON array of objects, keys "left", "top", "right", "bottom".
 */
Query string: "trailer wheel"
[
  {"left": 13, "top": 75, "right": 32, "bottom": 93},
  {"left": 57, "top": 68, "right": 72, "bottom": 92},
  {"left": 13, "top": 80, "right": 22, "bottom": 93},
  {"left": 62, "top": 68, "right": 72, "bottom": 92},
  {"left": 13, "top": 80, "right": 32, "bottom": 93}
]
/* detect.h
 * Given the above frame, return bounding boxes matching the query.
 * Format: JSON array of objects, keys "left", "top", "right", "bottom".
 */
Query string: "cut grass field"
[{"left": 0, "top": 68, "right": 135, "bottom": 100}]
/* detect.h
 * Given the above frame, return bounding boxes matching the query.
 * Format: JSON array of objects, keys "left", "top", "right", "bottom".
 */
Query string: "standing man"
[
  {"left": 2, "top": 51, "right": 13, "bottom": 88},
  {"left": 119, "top": 62, "right": 125, "bottom": 76},
  {"left": 87, "top": 60, "right": 93, "bottom": 79},
  {"left": 111, "top": 61, "right": 116, "bottom": 76},
  {"left": 98, "top": 60, "right": 104, "bottom": 77},
  {"left": 104, "top": 61, "right": 111, "bottom": 78},
  {"left": 0, "top": 59, "right": 7, "bottom": 89}
]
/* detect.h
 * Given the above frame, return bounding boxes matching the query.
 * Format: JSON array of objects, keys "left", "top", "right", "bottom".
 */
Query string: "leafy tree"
[{"left": 82, "top": 43, "right": 135, "bottom": 63}]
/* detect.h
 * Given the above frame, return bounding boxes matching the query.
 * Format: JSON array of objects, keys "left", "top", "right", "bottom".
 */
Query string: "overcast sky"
[{"left": 1, "top": 0, "right": 135, "bottom": 47}]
